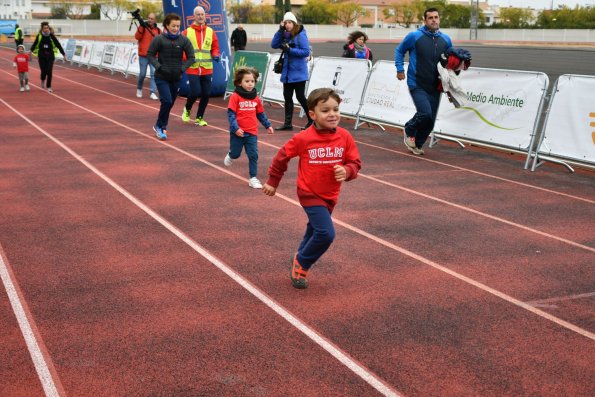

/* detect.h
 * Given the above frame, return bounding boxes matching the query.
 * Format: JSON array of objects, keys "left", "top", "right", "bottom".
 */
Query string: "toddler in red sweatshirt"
[
  {"left": 13, "top": 44, "right": 30, "bottom": 92},
  {"left": 263, "top": 88, "right": 361, "bottom": 289}
]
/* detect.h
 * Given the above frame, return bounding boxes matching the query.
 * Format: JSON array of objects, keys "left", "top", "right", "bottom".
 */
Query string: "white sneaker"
[
  {"left": 25, "top": 84, "right": 30, "bottom": 91},
  {"left": 248, "top": 177, "right": 262, "bottom": 189},
  {"left": 47, "top": 88, "right": 53, "bottom": 93},
  {"left": 19, "top": 87, "right": 24, "bottom": 92},
  {"left": 136, "top": 89, "right": 142, "bottom": 98},
  {"left": 224, "top": 153, "right": 233, "bottom": 167},
  {"left": 150, "top": 92, "right": 158, "bottom": 100}
]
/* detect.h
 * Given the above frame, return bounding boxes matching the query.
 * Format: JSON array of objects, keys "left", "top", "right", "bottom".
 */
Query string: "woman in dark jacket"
[
  {"left": 271, "top": 12, "right": 312, "bottom": 131},
  {"left": 342, "top": 31, "right": 373, "bottom": 61},
  {"left": 30, "top": 21, "right": 67, "bottom": 93},
  {"left": 147, "top": 13, "right": 195, "bottom": 141}
]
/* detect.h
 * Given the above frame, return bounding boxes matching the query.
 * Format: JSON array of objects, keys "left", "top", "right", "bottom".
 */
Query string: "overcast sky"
[{"left": 487, "top": 0, "right": 594, "bottom": 9}]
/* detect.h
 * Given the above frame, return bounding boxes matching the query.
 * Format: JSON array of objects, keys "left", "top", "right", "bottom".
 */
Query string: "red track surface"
[{"left": 1, "top": 47, "right": 594, "bottom": 396}]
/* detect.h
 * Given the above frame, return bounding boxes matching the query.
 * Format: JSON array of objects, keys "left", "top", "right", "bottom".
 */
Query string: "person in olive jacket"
[{"left": 147, "top": 13, "right": 195, "bottom": 141}]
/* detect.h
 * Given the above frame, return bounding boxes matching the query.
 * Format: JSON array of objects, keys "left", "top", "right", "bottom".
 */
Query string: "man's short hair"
[{"left": 424, "top": 8, "right": 440, "bottom": 19}]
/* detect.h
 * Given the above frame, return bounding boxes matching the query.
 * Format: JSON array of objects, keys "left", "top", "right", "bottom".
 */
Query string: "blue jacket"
[
  {"left": 271, "top": 26, "right": 310, "bottom": 84},
  {"left": 395, "top": 26, "right": 452, "bottom": 93}
]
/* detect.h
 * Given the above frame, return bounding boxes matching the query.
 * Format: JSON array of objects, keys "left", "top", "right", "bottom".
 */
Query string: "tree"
[
  {"left": 50, "top": 0, "right": 91, "bottom": 19},
  {"left": 275, "top": 0, "right": 284, "bottom": 22},
  {"left": 497, "top": 7, "right": 534, "bottom": 28},
  {"left": 228, "top": 0, "right": 254, "bottom": 24},
  {"left": 383, "top": 0, "right": 422, "bottom": 28},
  {"left": 300, "top": 0, "right": 335, "bottom": 24},
  {"left": 334, "top": 1, "right": 366, "bottom": 28},
  {"left": 95, "top": 0, "right": 135, "bottom": 21},
  {"left": 535, "top": 6, "right": 595, "bottom": 29},
  {"left": 284, "top": 0, "right": 292, "bottom": 12},
  {"left": 248, "top": 4, "right": 276, "bottom": 23}
]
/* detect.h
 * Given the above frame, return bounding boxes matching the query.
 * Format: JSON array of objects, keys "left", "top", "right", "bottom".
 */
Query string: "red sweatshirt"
[
  {"left": 267, "top": 125, "right": 361, "bottom": 211},
  {"left": 13, "top": 53, "right": 29, "bottom": 72}
]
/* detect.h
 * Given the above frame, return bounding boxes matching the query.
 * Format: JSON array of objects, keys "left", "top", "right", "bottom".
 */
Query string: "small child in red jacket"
[
  {"left": 263, "top": 88, "right": 362, "bottom": 289},
  {"left": 13, "top": 45, "right": 30, "bottom": 92}
]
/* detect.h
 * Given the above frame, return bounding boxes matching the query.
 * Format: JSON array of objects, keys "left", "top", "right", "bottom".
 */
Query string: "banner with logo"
[
  {"left": 225, "top": 51, "right": 270, "bottom": 95},
  {"left": 101, "top": 43, "right": 116, "bottom": 69},
  {"left": 162, "top": 0, "right": 231, "bottom": 96},
  {"left": 78, "top": 41, "right": 93, "bottom": 66},
  {"left": 306, "top": 57, "right": 371, "bottom": 117},
  {"left": 72, "top": 41, "right": 83, "bottom": 63},
  {"left": 89, "top": 41, "right": 105, "bottom": 69},
  {"left": 435, "top": 68, "right": 548, "bottom": 150},
  {"left": 358, "top": 60, "right": 414, "bottom": 126},
  {"left": 127, "top": 44, "right": 140, "bottom": 76},
  {"left": 64, "top": 38, "right": 77, "bottom": 61},
  {"left": 261, "top": 54, "right": 298, "bottom": 104},
  {"left": 537, "top": 74, "right": 595, "bottom": 165},
  {"left": 112, "top": 43, "right": 133, "bottom": 74}
]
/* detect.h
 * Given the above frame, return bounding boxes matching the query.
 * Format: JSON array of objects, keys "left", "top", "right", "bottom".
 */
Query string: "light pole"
[{"left": 470, "top": 0, "right": 479, "bottom": 40}]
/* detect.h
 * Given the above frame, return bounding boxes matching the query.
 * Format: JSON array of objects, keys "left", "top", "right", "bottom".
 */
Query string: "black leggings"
[
  {"left": 38, "top": 57, "right": 55, "bottom": 88},
  {"left": 283, "top": 81, "right": 310, "bottom": 122}
]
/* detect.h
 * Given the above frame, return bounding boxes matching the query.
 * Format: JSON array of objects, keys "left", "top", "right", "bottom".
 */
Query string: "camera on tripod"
[{"left": 129, "top": 8, "right": 148, "bottom": 29}]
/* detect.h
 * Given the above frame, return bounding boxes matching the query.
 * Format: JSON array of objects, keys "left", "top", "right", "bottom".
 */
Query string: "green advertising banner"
[{"left": 226, "top": 51, "right": 271, "bottom": 95}]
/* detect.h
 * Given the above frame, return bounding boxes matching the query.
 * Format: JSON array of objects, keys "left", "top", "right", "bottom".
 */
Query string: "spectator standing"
[
  {"left": 263, "top": 88, "right": 362, "bottom": 289},
  {"left": 181, "top": 6, "right": 221, "bottom": 127},
  {"left": 30, "top": 21, "right": 67, "bottom": 93},
  {"left": 147, "top": 13, "right": 195, "bottom": 141},
  {"left": 223, "top": 66, "right": 274, "bottom": 189},
  {"left": 395, "top": 7, "right": 452, "bottom": 155},
  {"left": 14, "top": 24, "right": 24, "bottom": 52},
  {"left": 230, "top": 24, "right": 247, "bottom": 51},
  {"left": 342, "top": 31, "right": 373, "bottom": 60},
  {"left": 135, "top": 12, "right": 161, "bottom": 100},
  {"left": 271, "top": 11, "right": 312, "bottom": 131},
  {"left": 13, "top": 45, "right": 30, "bottom": 92}
]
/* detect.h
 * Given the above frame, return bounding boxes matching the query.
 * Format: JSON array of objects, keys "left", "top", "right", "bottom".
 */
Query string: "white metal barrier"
[{"left": 531, "top": 74, "right": 595, "bottom": 172}]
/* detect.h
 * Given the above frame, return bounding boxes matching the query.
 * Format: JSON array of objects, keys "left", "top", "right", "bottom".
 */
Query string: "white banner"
[
  {"left": 101, "top": 43, "right": 116, "bottom": 69},
  {"left": 306, "top": 57, "right": 371, "bottom": 116},
  {"left": 538, "top": 74, "right": 595, "bottom": 164},
  {"left": 358, "top": 60, "right": 415, "bottom": 126},
  {"left": 72, "top": 41, "right": 83, "bottom": 63},
  {"left": 127, "top": 45, "right": 140, "bottom": 76},
  {"left": 79, "top": 41, "right": 93, "bottom": 66},
  {"left": 112, "top": 42, "right": 133, "bottom": 74},
  {"left": 262, "top": 53, "right": 298, "bottom": 104},
  {"left": 435, "top": 68, "right": 548, "bottom": 150},
  {"left": 89, "top": 41, "right": 105, "bottom": 69}
]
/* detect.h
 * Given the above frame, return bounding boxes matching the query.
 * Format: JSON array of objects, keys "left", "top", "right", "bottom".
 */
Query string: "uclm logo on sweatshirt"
[{"left": 308, "top": 147, "right": 344, "bottom": 164}]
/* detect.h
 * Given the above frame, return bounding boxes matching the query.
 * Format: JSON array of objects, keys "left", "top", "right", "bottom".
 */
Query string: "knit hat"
[
  {"left": 17, "top": 44, "right": 25, "bottom": 51},
  {"left": 282, "top": 11, "right": 298, "bottom": 24}
]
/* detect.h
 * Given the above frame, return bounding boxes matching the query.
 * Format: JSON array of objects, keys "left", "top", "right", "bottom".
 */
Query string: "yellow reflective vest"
[
  {"left": 31, "top": 33, "right": 61, "bottom": 57},
  {"left": 186, "top": 26, "right": 213, "bottom": 70}
]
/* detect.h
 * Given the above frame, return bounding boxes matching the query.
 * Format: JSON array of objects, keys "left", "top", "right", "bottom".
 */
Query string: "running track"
[{"left": 0, "top": 47, "right": 594, "bottom": 396}]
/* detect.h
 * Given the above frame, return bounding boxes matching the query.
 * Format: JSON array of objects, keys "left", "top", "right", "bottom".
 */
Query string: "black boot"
[{"left": 275, "top": 107, "right": 294, "bottom": 131}]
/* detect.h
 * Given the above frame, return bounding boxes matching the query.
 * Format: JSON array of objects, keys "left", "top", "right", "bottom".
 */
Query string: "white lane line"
[
  {"left": 526, "top": 291, "right": 595, "bottom": 306},
  {"left": 0, "top": 248, "right": 62, "bottom": 397},
  {"left": 1, "top": 98, "right": 401, "bottom": 397}
]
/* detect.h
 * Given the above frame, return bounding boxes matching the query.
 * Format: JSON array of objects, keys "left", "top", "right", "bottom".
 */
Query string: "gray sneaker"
[{"left": 404, "top": 134, "right": 416, "bottom": 148}]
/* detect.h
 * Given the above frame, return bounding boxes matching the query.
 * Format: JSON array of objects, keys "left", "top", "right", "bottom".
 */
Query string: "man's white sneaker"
[
  {"left": 248, "top": 177, "right": 262, "bottom": 189},
  {"left": 150, "top": 92, "right": 158, "bottom": 100},
  {"left": 136, "top": 89, "right": 142, "bottom": 98},
  {"left": 224, "top": 153, "right": 233, "bottom": 167}
]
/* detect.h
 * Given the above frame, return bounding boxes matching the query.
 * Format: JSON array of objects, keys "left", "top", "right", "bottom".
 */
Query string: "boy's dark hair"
[
  {"left": 307, "top": 88, "right": 342, "bottom": 111},
  {"left": 347, "top": 31, "right": 368, "bottom": 44},
  {"left": 233, "top": 66, "right": 259, "bottom": 86},
  {"left": 163, "top": 13, "right": 181, "bottom": 28},
  {"left": 424, "top": 8, "right": 439, "bottom": 19}
]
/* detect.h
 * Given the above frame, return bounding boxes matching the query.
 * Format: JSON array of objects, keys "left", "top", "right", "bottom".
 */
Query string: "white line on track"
[
  {"left": 0, "top": 248, "right": 62, "bottom": 397},
  {"left": 1, "top": 98, "right": 401, "bottom": 397}
]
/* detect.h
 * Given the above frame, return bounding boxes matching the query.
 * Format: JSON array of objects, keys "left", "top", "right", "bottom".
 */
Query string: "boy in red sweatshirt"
[
  {"left": 13, "top": 45, "right": 30, "bottom": 92},
  {"left": 263, "top": 88, "right": 362, "bottom": 289}
]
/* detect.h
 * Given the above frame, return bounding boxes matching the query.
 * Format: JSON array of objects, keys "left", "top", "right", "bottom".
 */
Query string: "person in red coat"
[
  {"left": 263, "top": 88, "right": 362, "bottom": 289},
  {"left": 134, "top": 12, "right": 161, "bottom": 99}
]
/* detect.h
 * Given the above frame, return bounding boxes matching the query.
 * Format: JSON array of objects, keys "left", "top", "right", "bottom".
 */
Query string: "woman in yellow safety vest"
[{"left": 30, "top": 21, "right": 67, "bottom": 93}]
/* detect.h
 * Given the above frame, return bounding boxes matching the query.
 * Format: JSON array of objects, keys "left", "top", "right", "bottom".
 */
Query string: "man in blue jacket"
[{"left": 395, "top": 8, "right": 452, "bottom": 155}]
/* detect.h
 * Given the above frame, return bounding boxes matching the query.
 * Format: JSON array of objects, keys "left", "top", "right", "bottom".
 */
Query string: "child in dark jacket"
[
  {"left": 263, "top": 88, "right": 362, "bottom": 289},
  {"left": 224, "top": 67, "right": 274, "bottom": 189}
]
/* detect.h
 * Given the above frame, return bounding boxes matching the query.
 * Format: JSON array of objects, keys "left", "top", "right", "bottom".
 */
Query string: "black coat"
[{"left": 231, "top": 28, "right": 247, "bottom": 50}]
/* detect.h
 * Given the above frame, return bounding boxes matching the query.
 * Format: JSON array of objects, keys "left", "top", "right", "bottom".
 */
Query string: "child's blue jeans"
[
  {"left": 228, "top": 132, "right": 258, "bottom": 178},
  {"left": 297, "top": 205, "right": 335, "bottom": 270}
]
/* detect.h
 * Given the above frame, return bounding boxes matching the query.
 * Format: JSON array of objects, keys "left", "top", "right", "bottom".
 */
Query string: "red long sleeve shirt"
[
  {"left": 266, "top": 125, "right": 361, "bottom": 212},
  {"left": 13, "top": 53, "right": 29, "bottom": 72}
]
